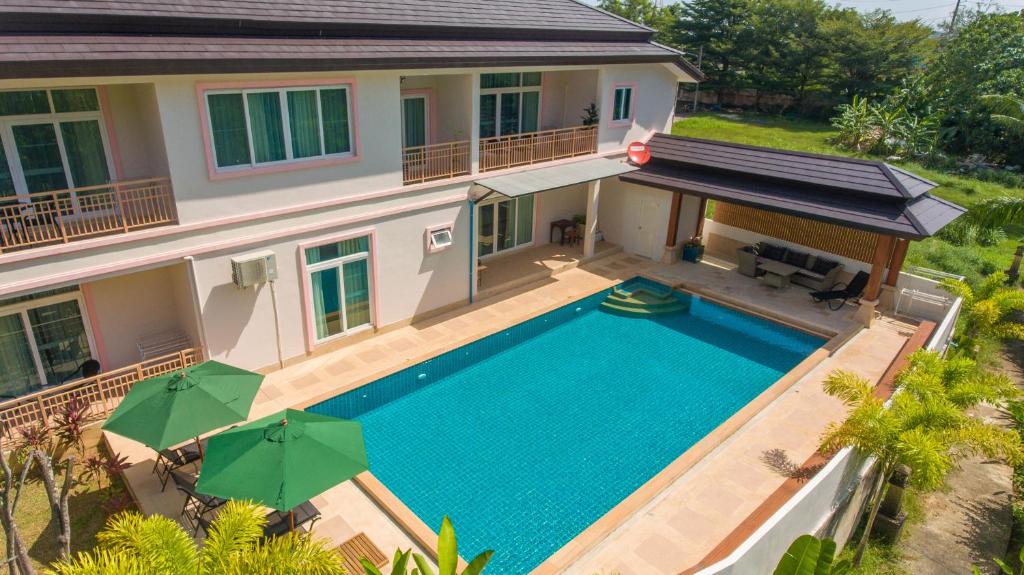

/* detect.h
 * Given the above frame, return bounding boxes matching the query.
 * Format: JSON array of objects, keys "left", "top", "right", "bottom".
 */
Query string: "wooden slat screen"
[{"left": 712, "top": 202, "right": 878, "bottom": 262}]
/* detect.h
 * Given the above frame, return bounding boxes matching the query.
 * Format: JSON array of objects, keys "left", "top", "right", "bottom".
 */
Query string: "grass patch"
[
  {"left": 673, "top": 113, "right": 1024, "bottom": 285},
  {"left": 0, "top": 427, "right": 135, "bottom": 571}
]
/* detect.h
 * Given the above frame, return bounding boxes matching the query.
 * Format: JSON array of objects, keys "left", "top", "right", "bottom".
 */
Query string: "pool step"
[{"left": 600, "top": 286, "right": 688, "bottom": 316}]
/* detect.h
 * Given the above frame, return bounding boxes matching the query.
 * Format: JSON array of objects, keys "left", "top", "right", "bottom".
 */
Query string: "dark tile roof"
[
  {"left": 0, "top": 35, "right": 690, "bottom": 79},
  {"left": 0, "top": 0, "right": 652, "bottom": 39},
  {"left": 621, "top": 134, "right": 963, "bottom": 239}
]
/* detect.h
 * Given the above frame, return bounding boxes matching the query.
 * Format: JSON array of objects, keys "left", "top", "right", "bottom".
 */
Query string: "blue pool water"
[{"left": 308, "top": 278, "right": 823, "bottom": 574}]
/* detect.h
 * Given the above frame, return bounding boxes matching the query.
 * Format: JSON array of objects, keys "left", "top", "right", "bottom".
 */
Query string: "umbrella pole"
[
  {"left": 289, "top": 510, "right": 295, "bottom": 533},
  {"left": 196, "top": 435, "right": 204, "bottom": 460}
]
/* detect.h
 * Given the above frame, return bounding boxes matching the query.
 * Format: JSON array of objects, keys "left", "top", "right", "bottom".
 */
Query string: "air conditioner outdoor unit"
[{"left": 231, "top": 250, "right": 278, "bottom": 288}]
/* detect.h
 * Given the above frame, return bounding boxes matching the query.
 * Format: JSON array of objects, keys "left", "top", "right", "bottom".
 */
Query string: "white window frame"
[
  {"left": 0, "top": 289, "right": 97, "bottom": 391},
  {"left": 425, "top": 224, "right": 454, "bottom": 253},
  {"left": 305, "top": 238, "right": 374, "bottom": 344},
  {"left": 479, "top": 74, "right": 542, "bottom": 138},
  {"left": 0, "top": 87, "right": 114, "bottom": 197},
  {"left": 611, "top": 86, "right": 634, "bottom": 123},
  {"left": 205, "top": 84, "right": 354, "bottom": 173},
  {"left": 476, "top": 196, "right": 535, "bottom": 259}
]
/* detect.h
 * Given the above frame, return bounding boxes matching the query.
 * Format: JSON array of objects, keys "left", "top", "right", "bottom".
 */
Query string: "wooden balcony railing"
[
  {"left": 0, "top": 348, "right": 201, "bottom": 445},
  {"left": 402, "top": 140, "right": 471, "bottom": 185},
  {"left": 0, "top": 177, "right": 176, "bottom": 254},
  {"left": 479, "top": 125, "right": 598, "bottom": 172}
]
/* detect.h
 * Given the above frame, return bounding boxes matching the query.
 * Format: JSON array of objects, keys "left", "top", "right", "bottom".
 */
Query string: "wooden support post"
[
  {"left": 864, "top": 235, "right": 895, "bottom": 302},
  {"left": 665, "top": 192, "right": 682, "bottom": 247},
  {"left": 885, "top": 238, "right": 910, "bottom": 287},
  {"left": 694, "top": 197, "right": 709, "bottom": 240}
]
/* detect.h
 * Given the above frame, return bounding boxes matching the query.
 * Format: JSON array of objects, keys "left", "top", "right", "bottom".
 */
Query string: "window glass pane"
[
  {"left": 480, "top": 73, "right": 520, "bottom": 89},
  {"left": 522, "top": 72, "right": 542, "bottom": 87},
  {"left": 12, "top": 123, "right": 68, "bottom": 193},
  {"left": 208, "top": 93, "right": 251, "bottom": 168},
  {"left": 27, "top": 299, "right": 91, "bottom": 386},
  {"left": 497, "top": 199, "right": 515, "bottom": 251},
  {"left": 246, "top": 92, "right": 286, "bottom": 164},
  {"left": 320, "top": 88, "right": 351, "bottom": 155},
  {"left": 478, "top": 204, "right": 494, "bottom": 256},
  {"left": 60, "top": 120, "right": 109, "bottom": 188},
  {"left": 401, "top": 97, "right": 426, "bottom": 148},
  {"left": 499, "top": 92, "right": 521, "bottom": 136},
  {"left": 305, "top": 236, "right": 369, "bottom": 264},
  {"left": 479, "top": 94, "right": 497, "bottom": 139},
  {"left": 521, "top": 91, "right": 540, "bottom": 133},
  {"left": 0, "top": 313, "right": 41, "bottom": 397},
  {"left": 516, "top": 196, "right": 534, "bottom": 245},
  {"left": 287, "top": 90, "right": 322, "bottom": 159},
  {"left": 0, "top": 91, "right": 50, "bottom": 116},
  {"left": 343, "top": 258, "right": 371, "bottom": 329},
  {"left": 621, "top": 88, "right": 632, "bottom": 120},
  {"left": 310, "top": 267, "right": 342, "bottom": 340},
  {"left": 51, "top": 89, "right": 99, "bottom": 113},
  {"left": 613, "top": 88, "right": 624, "bottom": 121},
  {"left": 0, "top": 136, "right": 15, "bottom": 197}
]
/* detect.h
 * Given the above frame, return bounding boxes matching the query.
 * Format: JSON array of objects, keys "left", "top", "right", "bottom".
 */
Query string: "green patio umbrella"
[
  {"left": 102, "top": 360, "right": 264, "bottom": 456},
  {"left": 195, "top": 409, "right": 368, "bottom": 528}
]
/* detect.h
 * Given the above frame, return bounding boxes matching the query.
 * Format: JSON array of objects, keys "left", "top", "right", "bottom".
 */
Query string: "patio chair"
[
  {"left": 810, "top": 271, "right": 871, "bottom": 311},
  {"left": 171, "top": 470, "right": 226, "bottom": 533},
  {"left": 153, "top": 442, "right": 203, "bottom": 491},
  {"left": 262, "top": 500, "right": 322, "bottom": 538}
]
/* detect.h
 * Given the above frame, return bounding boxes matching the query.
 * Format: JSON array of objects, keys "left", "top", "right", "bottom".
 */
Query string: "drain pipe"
[{"left": 468, "top": 199, "right": 475, "bottom": 304}]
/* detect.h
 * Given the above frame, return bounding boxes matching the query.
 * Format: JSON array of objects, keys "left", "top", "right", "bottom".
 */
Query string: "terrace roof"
[
  {"left": 472, "top": 157, "right": 637, "bottom": 201},
  {"left": 620, "top": 135, "right": 965, "bottom": 240}
]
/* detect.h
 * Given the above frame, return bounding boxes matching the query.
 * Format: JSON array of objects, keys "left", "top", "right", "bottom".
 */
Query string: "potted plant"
[{"left": 682, "top": 236, "right": 704, "bottom": 263}]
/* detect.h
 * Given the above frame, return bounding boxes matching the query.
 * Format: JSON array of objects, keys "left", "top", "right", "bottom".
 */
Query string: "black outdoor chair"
[
  {"left": 153, "top": 439, "right": 205, "bottom": 491},
  {"left": 810, "top": 271, "right": 871, "bottom": 311},
  {"left": 196, "top": 500, "right": 321, "bottom": 539},
  {"left": 171, "top": 470, "right": 226, "bottom": 533}
]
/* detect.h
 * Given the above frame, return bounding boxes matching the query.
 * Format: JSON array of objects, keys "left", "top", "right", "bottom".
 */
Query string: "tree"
[
  {"left": 45, "top": 500, "right": 346, "bottom": 575},
  {"left": 940, "top": 271, "right": 1024, "bottom": 350},
  {"left": 819, "top": 351, "right": 1022, "bottom": 566},
  {"left": 773, "top": 535, "right": 850, "bottom": 575},
  {"left": 363, "top": 516, "right": 492, "bottom": 575},
  {"left": 671, "top": 0, "right": 753, "bottom": 104},
  {"left": 597, "top": 0, "right": 674, "bottom": 42},
  {"left": 981, "top": 94, "right": 1024, "bottom": 136}
]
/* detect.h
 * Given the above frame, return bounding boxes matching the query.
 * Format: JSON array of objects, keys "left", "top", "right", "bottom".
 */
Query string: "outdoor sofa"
[{"left": 736, "top": 242, "right": 844, "bottom": 291}]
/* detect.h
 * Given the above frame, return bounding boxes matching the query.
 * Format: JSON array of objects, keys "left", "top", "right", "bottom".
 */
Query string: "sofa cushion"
[
  {"left": 760, "top": 243, "right": 788, "bottom": 261},
  {"left": 812, "top": 257, "right": 839, "bottom": 275},
  {"left": 784, "top": 250, "right": 810, "bottom": 268},
  {"left": 804, "top": 254, "right": 818, "bottom": 270},
  {"left": 796, "top": 268, "right": 825, "bottom": 280}
]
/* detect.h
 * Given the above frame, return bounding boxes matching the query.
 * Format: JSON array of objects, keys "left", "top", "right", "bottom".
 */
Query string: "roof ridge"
[
  {"left": 878, "top": 163, "right": 912, "bottom": 199},
  {"left": 564, "top": 0, "right": 654, "bottom": 34}
]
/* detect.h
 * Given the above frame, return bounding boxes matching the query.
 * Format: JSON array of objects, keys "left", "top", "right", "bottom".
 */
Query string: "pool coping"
[{"left": 295, "top": 274, "right": 858, "bottom": 573}]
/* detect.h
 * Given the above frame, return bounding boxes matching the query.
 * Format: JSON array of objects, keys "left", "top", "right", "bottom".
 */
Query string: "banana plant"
[
  {"left": 363, "top": 517, "right": 493, "bottom": 575},
  {"left": 773, "top": 534, "right": 850, "bottom": 575}
]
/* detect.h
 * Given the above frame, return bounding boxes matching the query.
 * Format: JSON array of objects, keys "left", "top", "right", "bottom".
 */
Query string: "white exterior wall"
[
  {"left": 534, "top": 185, "right": 588, "bottom": 246},
  {"left": 597, "top": 64, "right": 678, "bottom": 153},
  {"left": 597, "top": 176, "right": 674, "bottom": 260}
]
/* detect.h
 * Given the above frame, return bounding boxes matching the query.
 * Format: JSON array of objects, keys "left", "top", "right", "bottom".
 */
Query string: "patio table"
[{"left": 757, "top": 260, "right": 801, "bottom": 289}]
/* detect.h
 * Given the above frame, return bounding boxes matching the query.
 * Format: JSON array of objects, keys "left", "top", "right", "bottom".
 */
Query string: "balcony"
[
  {"left": 402, "top": 141, "right": 472, "bottom": 185},
  {"left": 479, "top": 126, "right": 598, "bottom": 173},
  {"left": 0, "top": 177, "right": 176, "bottom": 254}
]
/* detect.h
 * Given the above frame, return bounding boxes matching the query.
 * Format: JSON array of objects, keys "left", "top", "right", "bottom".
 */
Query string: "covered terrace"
[{"left": 620, "top": 135, "right": 966, "bottom": 326}]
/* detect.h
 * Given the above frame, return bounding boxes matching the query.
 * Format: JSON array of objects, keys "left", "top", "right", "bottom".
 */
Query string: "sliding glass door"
[
  {"left": 0, "top": 289, "right": 94, "bottom": 398},
  {"left": 306, "top": 236, "right": 373, "bottom": 343},
  {"left": 477, "top": 195, "right": 534, "bottom": 258},
  {"left": 401, "top": 95, "right": 427, "bottom": 148}
]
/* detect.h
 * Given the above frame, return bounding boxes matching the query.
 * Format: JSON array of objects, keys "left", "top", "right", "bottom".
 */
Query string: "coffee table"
[{"left": 757, "top": 260, "right": 801, "bottom": 289}]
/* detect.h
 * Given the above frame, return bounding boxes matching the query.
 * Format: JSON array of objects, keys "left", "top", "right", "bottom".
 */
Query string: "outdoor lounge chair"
[
  {"left": 810, "top": 271, "right": 870, "bottom": 311},
  {"left": 153, "top": 441, "right": 203, "bottom": 491},
  {"left": 262, "top": 500, "right": 322, "bottom": 538},
  {"left": 171, "top": 470, "right": 226, "bottom": 533}
]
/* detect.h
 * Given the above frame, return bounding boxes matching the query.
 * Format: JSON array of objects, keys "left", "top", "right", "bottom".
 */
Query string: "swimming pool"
[{"left": 308, "top": 277, "right": 824, "bottom": 574}]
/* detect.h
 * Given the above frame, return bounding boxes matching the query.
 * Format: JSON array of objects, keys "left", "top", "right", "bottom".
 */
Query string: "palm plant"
[
  {"left": 971, "top": 196, "right": 1024, "bottom": 229},
  {"left": 819, "top": 351, "right": 1022, "bottom": 567},
  {"left": 940, "top": 271, "right": 1024, "bottom": 351},
  {"left": 981, "top": 94, "right": 1024, "bottom": 136},
  {"left": 831, "top": 96, "right": 874, "bottom": 152},
  {"left": 363, "top": 516, "right": 492, "bottom": 575},
  {"left": 773, "top": 535, "right": 850, "bottom": 575},
  {"left": 46, "top": 500, "right": 345, "bottom": 575}
]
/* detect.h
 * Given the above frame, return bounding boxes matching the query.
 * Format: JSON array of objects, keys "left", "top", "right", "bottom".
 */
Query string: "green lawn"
[{"left": 672, "top": 114, "right": 1024, "bottom": 285}]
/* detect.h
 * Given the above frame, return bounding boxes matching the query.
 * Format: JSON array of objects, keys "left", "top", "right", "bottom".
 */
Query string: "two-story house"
[{"left": 0, "top": 0, "right": 701, "bottom": 397}]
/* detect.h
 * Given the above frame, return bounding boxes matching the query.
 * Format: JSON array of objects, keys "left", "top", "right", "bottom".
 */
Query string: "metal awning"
[{"left": 471, "top": 157, "right": 638, "bottom": 202}]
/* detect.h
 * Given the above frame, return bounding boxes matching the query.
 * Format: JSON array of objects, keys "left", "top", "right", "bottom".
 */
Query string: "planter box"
[{"left": 682, "top": 245, "right": 705, "bottom": 263}]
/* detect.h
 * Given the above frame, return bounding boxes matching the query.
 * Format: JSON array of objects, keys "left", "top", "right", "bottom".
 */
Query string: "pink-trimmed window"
[
  {"left": 610, "top": 84, "right": 635, "bottom": 125},
  {"left": 303, "top": 234, "right": 374, "bottom": 343},
  {"left": 202, "top": 82, "right": 355, "bottom": 174}
]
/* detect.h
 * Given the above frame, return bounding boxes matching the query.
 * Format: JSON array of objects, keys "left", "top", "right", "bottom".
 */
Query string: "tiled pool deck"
[{"left": 108, "top": 253, "right": 916, "bottom": 574}]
